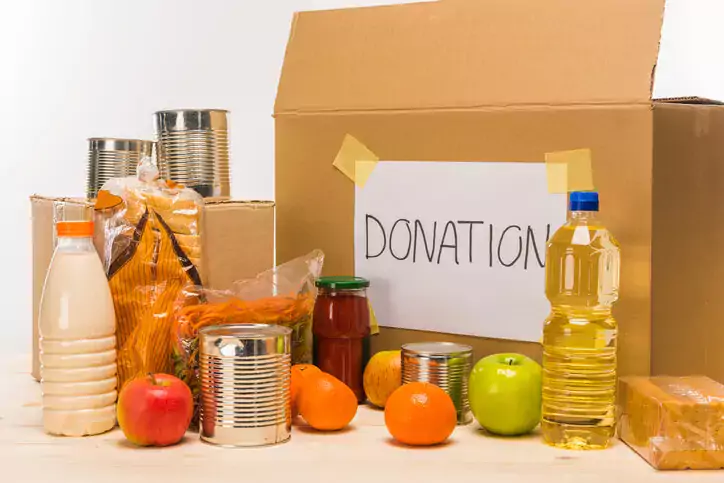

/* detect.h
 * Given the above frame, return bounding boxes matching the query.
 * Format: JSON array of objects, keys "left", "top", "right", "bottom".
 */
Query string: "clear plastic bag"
[
  {"left": 618, "top": 376, "right": 724, "bottom": 470},
  {"left": 171, "top": 250, "right": 324, "bottom": 424},
  {"left": 95, "top": 158, "right": 204, "bottom": 389}
]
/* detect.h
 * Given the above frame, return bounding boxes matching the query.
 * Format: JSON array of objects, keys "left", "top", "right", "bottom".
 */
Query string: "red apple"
[{"left": 117, "top": 373, "right": 193, "bottom": 447}]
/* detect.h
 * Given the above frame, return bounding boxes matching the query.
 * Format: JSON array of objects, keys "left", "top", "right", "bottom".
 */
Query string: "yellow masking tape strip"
[
  {"left": 368, "top": 300, "right": 380, "bottom": 335},
  {"left": 332, "top": 134, "right": 379, "bottom": 188},
  {"left": 355, "top": 160, "right": 378, "bottom": 188},
  {"left": 544, "top": 148, "right": 595, "bottom": 194}
]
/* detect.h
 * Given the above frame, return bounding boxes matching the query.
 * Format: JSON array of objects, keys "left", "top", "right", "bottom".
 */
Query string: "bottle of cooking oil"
[{"left": 541, "top": 191, "right": 620, "bottom": 450}]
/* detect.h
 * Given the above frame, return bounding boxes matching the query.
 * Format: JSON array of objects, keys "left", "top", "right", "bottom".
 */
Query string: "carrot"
[{"left": 173, "top": 293, "right": 314, "bottom": 340}]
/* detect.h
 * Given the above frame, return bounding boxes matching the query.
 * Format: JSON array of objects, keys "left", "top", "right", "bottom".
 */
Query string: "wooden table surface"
[{"left": 2, "top": 355, "right": 722, "bottom": 483}]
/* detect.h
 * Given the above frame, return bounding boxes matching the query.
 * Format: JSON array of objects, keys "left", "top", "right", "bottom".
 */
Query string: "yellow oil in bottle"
[{"left": 542, "top": 192, "right": 620, "bottom": 450}]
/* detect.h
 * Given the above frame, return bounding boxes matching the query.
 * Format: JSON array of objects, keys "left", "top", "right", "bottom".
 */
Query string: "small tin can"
[
  {"left": 401, "top": 342, "right": 473, "bottom": 425},
  {"left": 199, "top": 324, "right": 291, "bottom": 447},
  {"left": 86, "top": 138, "right": 153, "bottom": 199}
]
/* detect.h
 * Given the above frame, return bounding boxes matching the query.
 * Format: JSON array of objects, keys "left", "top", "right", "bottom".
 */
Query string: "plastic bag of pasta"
[
  {"left": 172, "top": 249, "right": 324, "bottom": 424},
  {"left": 95, "top": 157, "right": 203, "bottom": 390}
]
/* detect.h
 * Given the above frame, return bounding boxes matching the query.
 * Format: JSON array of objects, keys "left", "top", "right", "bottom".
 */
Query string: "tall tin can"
[
  {"left": 199, "top": 324, "right": 292, "bottom": 447},
  {"left": 154, "top": 109, "right": 231, "bottom": 198},
  {"left": 401, "top": 342, "right": 473, "bottom": 425},
  {"left": 86, "top": 138, "right": 153, "bottom": 199}
]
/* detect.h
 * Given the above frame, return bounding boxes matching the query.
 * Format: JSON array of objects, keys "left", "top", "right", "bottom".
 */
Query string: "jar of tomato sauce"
[{"left": 313, "top": 276, "right": 371, "bottom": 403}]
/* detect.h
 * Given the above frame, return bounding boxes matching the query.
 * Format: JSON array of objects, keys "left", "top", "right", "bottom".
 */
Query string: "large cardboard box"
[
  {"left": 274, "top": 0, "right": 724, "bottom": 380},
  {"left": 31, "top": 197, "right": 274, "bottom": 380}
]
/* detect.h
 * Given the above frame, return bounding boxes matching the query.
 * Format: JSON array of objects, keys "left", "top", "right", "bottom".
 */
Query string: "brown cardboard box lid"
[
  {"left": 655, "top": 96, "right": 724, "bottom": 105},
  {"left": 275, "top": 0, "right": 666, "bottom": 114},
  {"left": 30, "top": 195, "right": 93, "bottom": 207},
  {"left": 205, "top": 199, "right": 275, "bottom": 209}
]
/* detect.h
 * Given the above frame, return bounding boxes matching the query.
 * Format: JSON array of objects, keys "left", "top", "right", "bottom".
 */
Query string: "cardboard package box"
[
  {"left": 200, "top": 200, "right": 275, "bottom": 290},
  {"left": 30, "top": 197, "right": 94, "bottom": 382},
  {"left": 274, "top": 0, "right": 724, "bottom": 380},
  {"left": 30, "top": 196, "right": 274, "bottom": 380}
]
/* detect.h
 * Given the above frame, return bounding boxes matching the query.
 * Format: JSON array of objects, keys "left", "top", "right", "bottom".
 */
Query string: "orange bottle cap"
[{"left": 57, "top": 221, "right": 94, "bottom": 238}]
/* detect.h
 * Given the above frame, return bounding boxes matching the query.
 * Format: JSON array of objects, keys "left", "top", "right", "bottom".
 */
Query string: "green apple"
[{"left": 468, "top": 353, "right": 542, "bottom": 436}]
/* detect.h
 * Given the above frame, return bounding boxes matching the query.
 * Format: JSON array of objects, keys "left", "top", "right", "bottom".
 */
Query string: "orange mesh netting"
[{"left": 108, "top": 211, "right": 202, "bottom": 388}]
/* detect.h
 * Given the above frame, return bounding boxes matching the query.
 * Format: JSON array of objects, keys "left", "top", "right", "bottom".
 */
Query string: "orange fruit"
[
  {"left": 298, "top": 372, "right": 358, "bottom": 431},
  {"left": 290, "top": 364, "right": 321, "bottom": 417},
  {"left": 384, "top": 382, "right": 457, "bottom": 446}
]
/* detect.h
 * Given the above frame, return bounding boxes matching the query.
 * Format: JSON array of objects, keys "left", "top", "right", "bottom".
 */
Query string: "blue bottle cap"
[{"left": 569, "top": 191, "right": 599, "bottom": 212}]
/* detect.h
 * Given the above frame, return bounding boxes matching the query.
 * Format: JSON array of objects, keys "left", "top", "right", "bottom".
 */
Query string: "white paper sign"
[{"left": 354, "top": 162, "right": 567, "bottom": 343}]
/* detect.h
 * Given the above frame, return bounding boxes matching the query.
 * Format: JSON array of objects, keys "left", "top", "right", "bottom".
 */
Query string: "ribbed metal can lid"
[
  {"left": 154, "top": 109, "right": 229, "bottom": 132},
  {"left": 401, "top": 342, "right": 473, "bottom": 357},
  {"left": 200, "top": 324, "right": 291, "bottom": 358},
  {"left": 88, "top": 138, "right": 154, "bottom": 154}
]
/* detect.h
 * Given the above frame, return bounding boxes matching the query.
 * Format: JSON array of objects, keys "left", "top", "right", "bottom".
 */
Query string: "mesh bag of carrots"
[
  {"left": 95, "top": 157, "right": 204, "bottom": 390},
  {"left": 172, "top": 250, "right": 324, "bottom": 425}
]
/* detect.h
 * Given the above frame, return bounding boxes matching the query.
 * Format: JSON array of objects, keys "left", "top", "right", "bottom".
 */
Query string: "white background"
[
  {"left": 1, "top": 0, "right": 723, "bottom": 353},
  {"left": 355, "top": 162, "right": 567, "bottom": 342}
]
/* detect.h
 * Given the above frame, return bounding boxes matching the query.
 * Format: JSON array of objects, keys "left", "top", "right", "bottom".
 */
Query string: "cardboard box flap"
[
  {"left": 275, "top": 0, "right": 665, "bottom": 114},
  {"left": 30, "top": 195, "right": 92, "bottom": 206},
  {"left": 205, "top": 200, "right": 275, "bottom": 208},
  {"left": 655, "top": 96, "right": 724, "bottom": 106}
]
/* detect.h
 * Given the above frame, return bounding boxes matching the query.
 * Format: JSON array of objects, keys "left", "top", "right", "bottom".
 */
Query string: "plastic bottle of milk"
[{"left": 39, "top": 221, "right": 117, "bottom": 436}]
